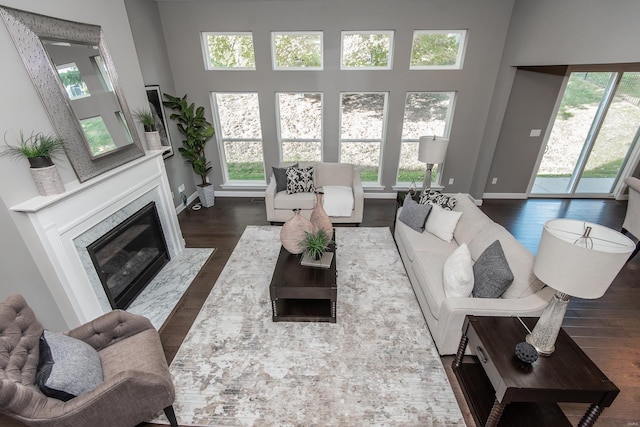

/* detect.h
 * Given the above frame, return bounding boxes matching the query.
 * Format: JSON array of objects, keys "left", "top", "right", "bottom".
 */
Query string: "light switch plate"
[{"left": 530, "top": 129, "right": 542, "bottom": 137}]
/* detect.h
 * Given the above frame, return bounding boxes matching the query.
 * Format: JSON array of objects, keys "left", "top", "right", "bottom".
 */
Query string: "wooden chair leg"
[{"left": 164, "top": 405, "right": 178, "bottom": 427}]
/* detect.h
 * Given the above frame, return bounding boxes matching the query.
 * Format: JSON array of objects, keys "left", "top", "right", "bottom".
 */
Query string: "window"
[
  {"left": 276, "top": 93, "right": 323, "bottom": 162},
  {"left": 397, "top": 92, "right": 455, "bottom": 184},
  {"left": 202, "top": 32, "right": 256, "bottom": 70},
  {"left": 341, "top": 31, "right": 394, "bottom": 70},
  {"left": 56, "top": 63, "right": 89, "bottom": 99},
  {"left": 211, "top": 93, "right": 265, "bottom": 181},
  {"left": 340, "top": 92, "right": 389, "bottom": 183},
  {"left": 410, "top": 30, "right": 467, "bottom": 70},
  {"left": 272, "top": 32, "right": 323, "bottom": 70}
]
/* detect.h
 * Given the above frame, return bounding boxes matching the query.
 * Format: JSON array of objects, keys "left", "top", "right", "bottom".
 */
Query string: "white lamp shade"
[
  {"left": 418, "top": 136, "right": 449, "bottom": 164},
  {"left": 533, "top": 219, "right": 635, "bottom": 299}
]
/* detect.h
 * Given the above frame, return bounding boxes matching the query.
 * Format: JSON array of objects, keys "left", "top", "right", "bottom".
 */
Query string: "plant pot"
[
  {"left": 144, "top": 131, "right": 162, "bottom": 151},
  {"left": 30, "top": 164, "right": 64, "bottom": 196},
  {"left": 280, "top": 209, "right": 313, "bottom": 254},
  {"left": 196, "top": 183, "right": 215, "bottom": 208},
  {"left": 28, "top": 156, "right": 54, "bottom": 168},
  {"left": 310, "top": 192, "right": 333, "bottom": 237}
]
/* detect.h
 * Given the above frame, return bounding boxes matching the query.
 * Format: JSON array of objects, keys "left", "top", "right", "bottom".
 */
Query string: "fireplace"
[{"left": 87, "top": 201, "right": 170, "bottom": 310}]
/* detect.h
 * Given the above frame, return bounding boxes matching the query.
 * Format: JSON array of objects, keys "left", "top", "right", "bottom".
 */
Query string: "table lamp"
[
  {"left": 418, "top": 135, "right": 449, "bottom": 192},
  {"left": 527, "top": 218, "right": 635, "bottom": 355}
]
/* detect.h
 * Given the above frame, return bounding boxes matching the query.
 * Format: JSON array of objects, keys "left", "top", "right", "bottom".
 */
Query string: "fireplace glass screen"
[{"left": 87, "top": 201, "right": 169, "bottom": 309}]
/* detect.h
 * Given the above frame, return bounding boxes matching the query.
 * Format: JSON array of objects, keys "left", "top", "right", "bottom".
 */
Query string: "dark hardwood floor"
[{"left": 2, "top": 196, "right": 638, "bottom": 426}]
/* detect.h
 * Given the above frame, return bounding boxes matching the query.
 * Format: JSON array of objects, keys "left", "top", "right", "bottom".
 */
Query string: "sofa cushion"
[
  {"left": 272, "top": 163, "right": 298, "bottom": 192},
  {"left": 472, "top": 240, "right": 514, "bottom": 298},
  {"left": 273, "top": 191, "right": 316, "bottom": 211},
  {"left": 452, "top": 193, "right": 494, "bottom": 245},
  {"left": 286, "top": 166, "right": 315, "bottom": 194},
  {"left": 443, "top": 243, "right": 474, "bottom": 298},
  {"left": 413, "top": 251, "right": 450, "bottom": 321},
  {"left": 425, "top": 204, "right": 462, "bottom": 243},
  {"left": 314, "top": 162, "right": 353, "bottom": 187},
  {"left": 469, "top": 223, "right": 544, "bottom": 299},
  {"left": 398, "top": 196, "right": 432, "bottom": 232},
  {"left": 395, "top": 209, "right": 458, "bottom": 261}
]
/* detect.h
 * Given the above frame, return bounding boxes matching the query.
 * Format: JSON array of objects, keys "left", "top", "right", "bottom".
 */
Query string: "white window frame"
[
  {"left": 409, "top": 30, "right": 467, "bottom": 70},
  {"left": 275, "top": 92, "right": 324, "bottom": 162},
  {"left": 340, "top": 31, "right": 394, "bottom": 70},
  {"left": 210, "top": 92, "right": 265, "bottom": 183},
  {"left": 339, "top": 92, "right": 389, "bottom": 185},
  {"left": 271, "top": 31, "right": 323, "bottom": 71},
  {"left": 201, "top": 32, "right": 256, "bottom": 71}
]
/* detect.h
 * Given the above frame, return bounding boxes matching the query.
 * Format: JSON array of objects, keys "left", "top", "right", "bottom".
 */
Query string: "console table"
[{"left": 453, "top": 316, "right": 619, "bottom": 427}]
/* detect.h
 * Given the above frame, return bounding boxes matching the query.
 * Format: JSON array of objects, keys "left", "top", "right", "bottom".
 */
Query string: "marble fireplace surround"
[{"left": 11, "top": 151, "right": 185, "bottom": 327}]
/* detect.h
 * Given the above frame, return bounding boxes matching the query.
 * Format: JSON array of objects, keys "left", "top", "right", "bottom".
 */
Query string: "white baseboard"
[
  {"left": 482, "top": 193, "right": 528, "bottom": 200},
  {"left": 175, "top": 192, "right": 199, "bottom": 215}
]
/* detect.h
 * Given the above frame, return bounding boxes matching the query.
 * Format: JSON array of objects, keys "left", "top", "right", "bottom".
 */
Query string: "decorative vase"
[
  {"left": 310, "top": 192, "right": 333, "bottom": 237},
  {"left": 196, "top": 183, "right": 215, "bottom": 208},
  {"left": 30, "top": 164, "right": 64, "bottom": 196},
  {"left": 280, "top": 209, "right": 313, "bottom": 254},
  {"left": 145, "top": 131, "right": 162, "bottom": 150}
]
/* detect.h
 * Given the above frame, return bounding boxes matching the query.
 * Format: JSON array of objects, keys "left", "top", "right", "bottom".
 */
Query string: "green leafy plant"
[
  {"left": 162, "top": 93, "right": 215, "bottom": 186},
  {"left": 1, "top": 131, "right": 65, "bottom": 166},
  {"left": 300, "top": 228, "right": 333, "bottom": 260},
  {"left": 132, "top": 108, "right": 156, "bottom": 132}
]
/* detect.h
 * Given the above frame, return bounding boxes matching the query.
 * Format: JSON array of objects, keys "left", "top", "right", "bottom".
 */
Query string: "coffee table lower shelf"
[
  {"left": 454, "top": 359, "right": 571, "bottom": 427},
  {"left": 271, "top": 298, "right": 336, "bottom": 323}
]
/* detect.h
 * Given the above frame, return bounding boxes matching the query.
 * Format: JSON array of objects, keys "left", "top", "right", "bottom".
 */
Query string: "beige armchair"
[
  {"left": 622, "top": 176, "right": 640, "bottom": 261},
  {"left": 265, "top": 162, "right": 364, "bottom": 224},
  {"left": 0, "top": 294, "right": 177, "bottom": 427}
]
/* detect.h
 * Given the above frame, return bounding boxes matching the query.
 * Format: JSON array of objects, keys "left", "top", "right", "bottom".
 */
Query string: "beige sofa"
[
  {"left": 394, "top": 193, "right": 555, "bottom": 355},
  {"left": 265, "top": 162, "right": 364, "bottom": 224}
]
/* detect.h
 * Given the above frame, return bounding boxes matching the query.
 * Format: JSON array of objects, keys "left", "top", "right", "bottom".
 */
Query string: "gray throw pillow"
[
  {"left": 273, "top": 163, "right": 298, "bottom": 193},
  {"left": 36, "top": 330, "right": 103, "bottom": 401},
  {"left": 472, "top": 240, "right": 514, "bottom": 298},
  {"left": 398, "top": 195, "right": 432, "bottom": 232}
]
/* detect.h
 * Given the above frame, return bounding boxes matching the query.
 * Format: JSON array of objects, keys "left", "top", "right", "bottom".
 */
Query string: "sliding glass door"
[{"left": 532, "top": 71, "right": 640, "bottom": 196}]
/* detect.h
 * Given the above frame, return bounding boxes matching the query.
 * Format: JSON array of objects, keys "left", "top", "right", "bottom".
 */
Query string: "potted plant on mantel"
[
  {"left": 1, "top": 131, "right": 66, "bottom": 196},
  {"left": 133, "top": 108, "right": 162, "bottom": 151},
  {"left": 162, "top": 93, "right": 216, "bottom": 208}
]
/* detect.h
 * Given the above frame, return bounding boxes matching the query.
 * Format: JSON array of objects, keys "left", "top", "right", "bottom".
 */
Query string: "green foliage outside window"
[
  {"left": 410, "top": 32, "right": 461, "bottom": 67},
  {"left": 342, "top": 33, "right": 391, "bottom": 68},
  {"left": 274, "top": 34, "right": 322, "bottom": 68},
  {"left": 206, "top": 34, "right": 255, "bottom": 69}
]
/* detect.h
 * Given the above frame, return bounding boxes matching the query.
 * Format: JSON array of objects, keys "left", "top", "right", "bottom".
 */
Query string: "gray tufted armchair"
[{"left": 0, "top": 294, "right": 178, "bottom": 427}]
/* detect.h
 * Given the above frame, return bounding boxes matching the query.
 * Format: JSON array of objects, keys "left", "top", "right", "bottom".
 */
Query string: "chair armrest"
[
  {"left": 265, "top": 175, "right": 278, "bottom": 221},
  {"left": 351, "top": 168, "right": 364, "bottom": 223},
  {"left": 625, "top": 176, "right": 640, "bottom": 194},
  {"left": 0, "top": 379, "right": 49, "bottom": 419},
  {"left": 66, "top": 310, "right": 154, "bottom": 352}
]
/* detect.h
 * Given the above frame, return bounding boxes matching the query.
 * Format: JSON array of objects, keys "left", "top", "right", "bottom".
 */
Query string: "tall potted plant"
[
  {"left": 1, "top": 131, "right": 66, "bottom": 196},
  {"left": 133, "top": 108, "right": 162, "bottom": 151},
  {"left": 162, "top": 93, "right": 216, "bottom": 207}
]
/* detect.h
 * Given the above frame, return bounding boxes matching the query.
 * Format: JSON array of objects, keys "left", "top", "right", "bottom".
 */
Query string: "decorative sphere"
[{"left": 515, "top": 341, "right": 538, "bottom": 364}]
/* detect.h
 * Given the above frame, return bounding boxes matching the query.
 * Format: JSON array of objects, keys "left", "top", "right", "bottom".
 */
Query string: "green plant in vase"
[
  {"left": 1, "top": 131, "right": 65, "bottom": 167},
  {"left": 301, "top": 228, "right": 333, "bottom": 260},
  {"left": 132, "top": 108, "right": 156, "bottom": 132}
]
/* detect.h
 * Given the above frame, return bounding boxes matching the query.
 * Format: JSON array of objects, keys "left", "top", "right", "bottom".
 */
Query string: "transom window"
[
  {"left": 341, "top": 31, "right": 394, "bottom": 70},
  {"left": 410, "top": 30, "right": 467, "bottom": 70},
  {"left": 397, "top": 92, "right": 455, "bottom": 185},
  {"left": 276, "top": 92, "right": 323, "bottom": 162},
  {"left": 201, "top": 32, "right": 256, "bottom": 70},
  {"left": 340, "top": 92, "right": 389, "bottom": 183},
  {"left": 211, "top": 92, "right": 265, "bottom": 181},
  {"left": 272, "top": 32, "right": 323, "bottom": 70}
]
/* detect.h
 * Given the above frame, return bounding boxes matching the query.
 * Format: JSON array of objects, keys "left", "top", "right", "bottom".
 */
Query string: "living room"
[{"left": 1, "top": 0, "right": 639, "bottom": 425}]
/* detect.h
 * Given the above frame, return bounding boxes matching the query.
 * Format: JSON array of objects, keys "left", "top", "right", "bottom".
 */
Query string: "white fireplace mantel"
[{"left": 11, "top": 151, "right": 185, "bottom": 327}]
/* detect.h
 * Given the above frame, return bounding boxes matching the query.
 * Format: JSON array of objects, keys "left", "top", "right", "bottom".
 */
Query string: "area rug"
[{"left": 150, "top": 226, "right": 464, "bottom": 426}]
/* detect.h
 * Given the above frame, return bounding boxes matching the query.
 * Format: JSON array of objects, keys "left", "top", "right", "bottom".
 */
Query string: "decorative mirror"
[{"left": 0, "top": 6, "right": 144, "bottom": 182}]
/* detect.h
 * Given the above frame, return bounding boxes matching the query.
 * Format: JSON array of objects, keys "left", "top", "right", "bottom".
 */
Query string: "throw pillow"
[
  {"left": 472, "top": 240, "right": 514, "bottom": 298},
  {"left": 36, "top": 330, "right": 103, "bottom": 401},
  {"left": 272, "top": 163, "right": 298, "bottom": 192},
  {"left": 443, "top": 243, "right": 474, "bottom": 298},
  {"left": 419, "top": 190, "right": 457, "bottom": 210},
  {"left": 398, "top": 195, "right": 432, "bottom": 232},
  {"left": 425, "top": 203, "right": 463, "bottom": 242},
  {"left": 286, "top": 166, "right": 315, "bottom": 194}
]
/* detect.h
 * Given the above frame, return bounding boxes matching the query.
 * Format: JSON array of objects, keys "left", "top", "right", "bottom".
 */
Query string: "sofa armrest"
[
  {"left": 265, "top": 174, "right": 277, "bottom": 222},
  {"left": 66, "top": 310, "right": 154, "bottom": 352},
  {"left": 351, "top": 169, "right": 364, "bottom": 223}
]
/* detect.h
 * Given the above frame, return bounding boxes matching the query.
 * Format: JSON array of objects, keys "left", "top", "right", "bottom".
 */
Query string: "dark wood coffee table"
[{"left": 269, "top": 243, "right": 337, "bottom": 323}]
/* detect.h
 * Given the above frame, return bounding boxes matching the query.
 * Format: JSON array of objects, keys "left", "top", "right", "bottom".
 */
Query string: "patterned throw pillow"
[
  {"left": 286, "top": 166, "right": 315, "bottom": 194},
  {"left": 419, "top": 190, "right": 457, "bottom": 210}
]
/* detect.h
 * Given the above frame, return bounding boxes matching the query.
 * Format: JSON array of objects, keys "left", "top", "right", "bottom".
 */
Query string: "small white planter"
[
  {"left": 196, "top": 184, "right": 215, "bottom": 208},
  {"left": 30, "top": 165, "right": 64, "bottom": 196},
  {"left": 144, "top": 131, "right": 162, "bottom": 151}
]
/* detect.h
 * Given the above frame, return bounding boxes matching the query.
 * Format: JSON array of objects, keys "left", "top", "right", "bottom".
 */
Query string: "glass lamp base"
[{"left": 526, "top": 291, "right": 571, "bottom": 356}]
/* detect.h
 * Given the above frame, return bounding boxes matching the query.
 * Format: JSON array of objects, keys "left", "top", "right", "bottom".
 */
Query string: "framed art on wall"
[{"left": 145, "top": 85, "right": 174, "bottom": 159}]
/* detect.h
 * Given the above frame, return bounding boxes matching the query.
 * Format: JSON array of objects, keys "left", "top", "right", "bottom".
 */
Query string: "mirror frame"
[{"left": 0, "top": 6, "right": 144, "bottom": 182}]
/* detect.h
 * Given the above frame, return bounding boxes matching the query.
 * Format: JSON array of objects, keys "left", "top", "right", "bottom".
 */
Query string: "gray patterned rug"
[{"left": 150, "top": 226, "right": 464, "bottom": 426}]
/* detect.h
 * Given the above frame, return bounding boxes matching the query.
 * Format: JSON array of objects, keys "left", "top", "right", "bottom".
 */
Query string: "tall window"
[
  {"left": 272, "top": 32, "right": 323, "bottom": 70},
  {"left": 201, "top": 32, "right": 256, "bottom": 70},
  {"left": 340, "top": 92, "right": 389, "bottom": 183},
  {"left": 211, "top": 93, "right": 265, "bottom": 181},
  {"left": 409, "top": 30, "right": 467, "bottom": 70},
  {"left": 397, "top": 92, "right": 455, "bottom": 184},
  {"left": 276, "top": 93, "right": 323, "bottom": 162},
  {"left": 341, "top": 31, "right": 394, "bottom": 70}
]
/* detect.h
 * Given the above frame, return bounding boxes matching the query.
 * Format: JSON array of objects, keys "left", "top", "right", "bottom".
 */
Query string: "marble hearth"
[{"left": 11, "top": 151, "right": 185, "bottom": 327}]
